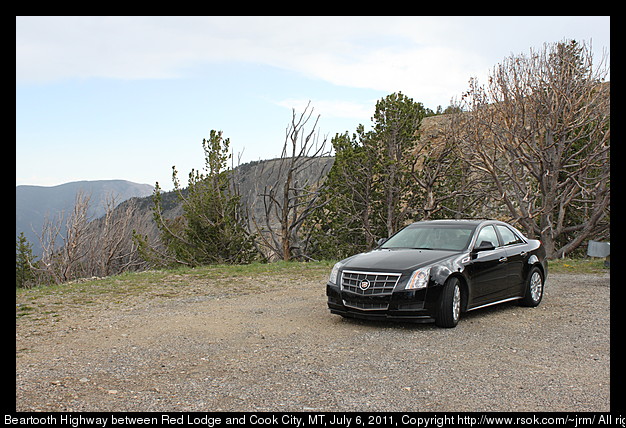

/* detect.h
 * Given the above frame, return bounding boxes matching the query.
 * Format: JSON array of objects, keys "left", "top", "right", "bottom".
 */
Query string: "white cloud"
[
  {"left": 294, "top": 45, "right": 486, "bottom": 108},
  {"left": 16, "top": 16, "right": 610, "bottom": 107},
  {"left": 16, "top": 17, "right": 482, "bottom": 84}
]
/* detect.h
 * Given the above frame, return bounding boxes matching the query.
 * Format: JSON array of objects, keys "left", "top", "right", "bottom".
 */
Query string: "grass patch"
[
  {"left": 16, "top": 258, "right": 608, "bottom": 322},
  {"left": 15, "top": 260, "right": 335, "bottom": 317},
  {"left": 548, "top": 257, "right": 609, "bottom": 274},
  {"left": 15, "top": 304, "right": 34, "bottom": 318},
  {"left": 174, "top": 260, "right": 335, "bottom": 278}
]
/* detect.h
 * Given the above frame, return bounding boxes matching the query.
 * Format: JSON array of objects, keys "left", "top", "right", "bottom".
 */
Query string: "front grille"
[
  {"left": 343, "top": 301, "right": 389, "bottom": 311},
  {"left": 341, "top": 270, "right": 401, "bottom": 296}
]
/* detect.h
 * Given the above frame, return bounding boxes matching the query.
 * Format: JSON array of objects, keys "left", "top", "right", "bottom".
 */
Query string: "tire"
[
  {"left": 519, "top": 266, "right": 544, "bottom": 307},
  {"left": 435, "top": 277, "right": 462, "bottom": 328}
]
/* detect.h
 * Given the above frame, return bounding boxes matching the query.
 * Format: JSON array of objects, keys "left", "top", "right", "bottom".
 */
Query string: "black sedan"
[{"left": 326, "top": 219, "right": 547, "bottom": 328}]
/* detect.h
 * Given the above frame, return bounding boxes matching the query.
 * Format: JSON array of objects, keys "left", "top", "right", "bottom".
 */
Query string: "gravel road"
[{"left": 16, "top": 269, "right": 610, "bottom": 412}]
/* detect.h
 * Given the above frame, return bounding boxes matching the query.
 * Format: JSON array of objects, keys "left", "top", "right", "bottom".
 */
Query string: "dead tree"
[
  {"left": 38, "top": 190, "right": 149, "bottom": 284},
  {"left": 88, "top": 194, "right": 148, "bottom": 276},
  {"left": 250, "top": 102, "right": 331, "bottom": 261},
  {"left": 458, "top": 40, "right": 610, "bottom": 258},
  {"left": 38, "top": 190, "right": 92, "bottom": 283}
]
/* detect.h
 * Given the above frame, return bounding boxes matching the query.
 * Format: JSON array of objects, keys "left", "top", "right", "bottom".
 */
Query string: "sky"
[{"left": 16, "top": 16, "right": 610, "bottom": 191}]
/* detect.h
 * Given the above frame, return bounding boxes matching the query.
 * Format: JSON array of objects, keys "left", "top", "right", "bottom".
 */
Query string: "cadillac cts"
[{"left": 326, "top": 219, "right": 547, "bottom": 328}]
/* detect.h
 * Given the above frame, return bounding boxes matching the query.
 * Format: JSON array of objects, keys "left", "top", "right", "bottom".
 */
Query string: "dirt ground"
[{"left": 15, "top": 269, "right": 610, "bottom": 412}]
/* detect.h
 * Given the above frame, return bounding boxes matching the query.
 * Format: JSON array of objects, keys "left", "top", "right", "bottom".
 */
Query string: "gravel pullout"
[{"left": 16, "top": 271, "right": 610, "bottom": 412}]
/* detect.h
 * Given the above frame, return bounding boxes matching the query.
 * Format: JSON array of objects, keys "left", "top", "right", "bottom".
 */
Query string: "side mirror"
[
  {"left": 472, "top": 240, "right": 496, "bottom": 253},
  {"left": 377, "top": 238, "right": 388, "bottom": 247}
]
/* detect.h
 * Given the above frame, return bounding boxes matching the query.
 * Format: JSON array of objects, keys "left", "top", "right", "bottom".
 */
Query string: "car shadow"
[
  {"left": 332, "top": 300, "right": 524, "bottom": 330},
  {"left": 462, "top": 300, "right": 524, "bottom": 322}
]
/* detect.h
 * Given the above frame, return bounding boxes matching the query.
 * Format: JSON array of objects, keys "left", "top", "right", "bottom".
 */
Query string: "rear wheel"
[
  {"left": 435, "top": 277, "right": 461, "bottom": 328},
  {"left": 519, "top": 266, "right": 544, "bottom": 307}
]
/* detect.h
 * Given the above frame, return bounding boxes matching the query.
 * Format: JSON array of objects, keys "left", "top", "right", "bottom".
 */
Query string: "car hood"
[{"left": 342, "top": 248, "right": 459, "bottom": 272}]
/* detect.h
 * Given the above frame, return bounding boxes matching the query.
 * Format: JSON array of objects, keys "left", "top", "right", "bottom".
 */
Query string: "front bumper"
[{"left": 326, "top": 282, "right": 443, "bottom": 323}]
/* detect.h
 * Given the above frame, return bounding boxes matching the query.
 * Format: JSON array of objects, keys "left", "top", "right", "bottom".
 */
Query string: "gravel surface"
[{"left": 16, "top": 270, "right": 610, "bottom": 412}]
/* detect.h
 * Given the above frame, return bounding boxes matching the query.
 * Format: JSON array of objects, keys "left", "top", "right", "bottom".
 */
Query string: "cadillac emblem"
[{"left": 359, "top": 279, "right": 371, "bottom": 291}]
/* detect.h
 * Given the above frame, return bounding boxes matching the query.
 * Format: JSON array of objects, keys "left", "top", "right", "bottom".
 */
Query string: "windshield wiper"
[{"left": 411, "top": 247, "right": 433, "bottom": 250}]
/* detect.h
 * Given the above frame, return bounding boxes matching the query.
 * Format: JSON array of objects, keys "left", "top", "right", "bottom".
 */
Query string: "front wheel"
[
  {"left": 518, "top": 266, "right": 544, "bottom": 307},
  {"left": 435, "top": 277, "right": 461, "bottom": 328}
]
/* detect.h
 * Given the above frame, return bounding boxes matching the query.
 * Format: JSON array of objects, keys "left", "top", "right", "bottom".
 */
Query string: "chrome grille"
[{"left": 341, "top": 270, "right": 401, "bottom": 295}]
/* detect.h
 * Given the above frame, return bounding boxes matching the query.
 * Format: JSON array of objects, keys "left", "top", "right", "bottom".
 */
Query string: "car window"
[
  {"left": 496, "top": 225, "right": 524, "bottom": 246},
  {"left": 382, "top": 225, "right": 474, "bottom": 251},
  {"left": 475, "top": 225, "right": 499, "bottom": 248}
]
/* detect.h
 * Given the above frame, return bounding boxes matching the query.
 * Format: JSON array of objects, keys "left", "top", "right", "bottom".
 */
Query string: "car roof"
[
  {"left": 404, "top": 219, "right": 529, "bottom": 242},
  {"left": 408, "top": 219, "right": 488, "bottom": 227}
]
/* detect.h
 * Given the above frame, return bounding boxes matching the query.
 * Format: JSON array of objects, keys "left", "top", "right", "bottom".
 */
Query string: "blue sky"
[{"left": 16, "top": 16, "right": 610, "bottom": 191}]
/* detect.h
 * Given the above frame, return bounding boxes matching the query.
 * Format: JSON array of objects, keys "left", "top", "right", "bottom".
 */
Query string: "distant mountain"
[
  {"left": 16, "top": 180, "right": 154, "bottom": 257},
  {"left": 16, "top": 158, "right": 335, "bottom": 262},
  {"left": 77, "top": 157, "right": 335, "bottom": 264}
]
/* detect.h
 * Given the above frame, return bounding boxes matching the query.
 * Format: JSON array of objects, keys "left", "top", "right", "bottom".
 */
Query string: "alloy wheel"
[
  {"left": 530, "top": 271, "right": 543, "bottom": 302},
  {"left": 452, "top": 284, "right": 461, "bottom": 322}
]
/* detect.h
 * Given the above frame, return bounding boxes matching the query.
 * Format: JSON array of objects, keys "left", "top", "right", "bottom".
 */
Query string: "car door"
[
  {"left": 496, "top": 224, "right": 528, "bottom": 297},
  {"left": 467, "top": 225, "right": 509, "bottom": 306}
]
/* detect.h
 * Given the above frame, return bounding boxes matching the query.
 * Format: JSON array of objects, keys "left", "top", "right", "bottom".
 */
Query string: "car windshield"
[{"left": 381, "top": 224, "right": 476, "bottom": 252}]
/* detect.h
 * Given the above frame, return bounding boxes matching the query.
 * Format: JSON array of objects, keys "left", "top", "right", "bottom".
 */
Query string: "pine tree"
[
  {"left": 307, "top": 93, "right": 430, "bottom": 259},
  {"left": 307, "top": 128, "right": 377, "bottom": 259},
  {"left": 371, "top": 92, "right": 427, "bottom": 236},
  {"left": 149, "top": 130, "right": 257, "bottom": 266},
  {"left": 16, "top": 232, "right": 37, "bottom": 288}
]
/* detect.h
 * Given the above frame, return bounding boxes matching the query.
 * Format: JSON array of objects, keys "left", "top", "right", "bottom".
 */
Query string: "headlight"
[
  {"left": 406, "top": 267, "right": 431, "bottom": 290},
  {"left": 329, "top": 262, "right": 343, "bottom": 285}
]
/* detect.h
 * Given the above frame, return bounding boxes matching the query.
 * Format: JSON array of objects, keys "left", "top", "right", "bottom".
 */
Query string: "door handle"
[{"left": 499, "top": 257, "right": 508, "bottom": 263}]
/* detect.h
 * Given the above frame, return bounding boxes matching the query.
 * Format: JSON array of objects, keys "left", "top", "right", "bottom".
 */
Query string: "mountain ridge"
[{"left": 16, "top": 179, "right": 154, "bottom": 257}]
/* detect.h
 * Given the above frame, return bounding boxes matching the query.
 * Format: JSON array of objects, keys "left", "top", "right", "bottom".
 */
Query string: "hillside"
[
  {"left": 91, "top": 156, "right": 336, "bottom": 257},
  {"left": 16, "top": 180, "right": 154, "bottom": 257},
  {"left": 14, "top": 115, "right": 454, "bottom": 262}
]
